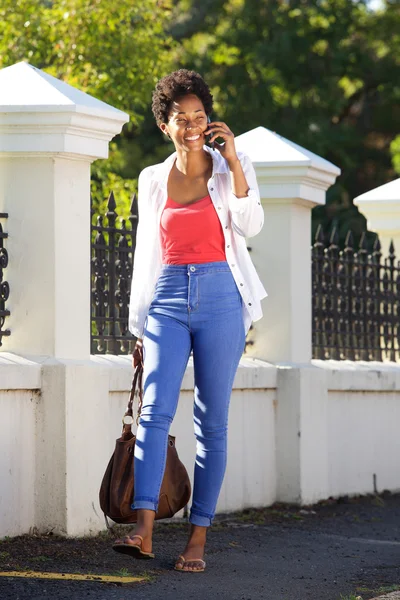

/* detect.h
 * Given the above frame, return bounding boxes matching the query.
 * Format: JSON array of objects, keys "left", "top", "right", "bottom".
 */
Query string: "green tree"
[
  {"left": 390, "top": 136, "right": 400, "bottom": 176},
  {"left": 166, "top": 0, "right": 400, "bottom": 249},
  {"left": 0, "top": 0, "right": 175, "bottom": 215}
]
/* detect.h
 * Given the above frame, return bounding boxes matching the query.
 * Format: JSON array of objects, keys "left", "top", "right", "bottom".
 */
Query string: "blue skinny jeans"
[{"left": 132, "top": 261, "right": 245, "bottom": 527}]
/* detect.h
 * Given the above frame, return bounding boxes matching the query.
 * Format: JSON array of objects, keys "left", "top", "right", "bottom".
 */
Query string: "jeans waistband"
[{"left": 161, "top": 261, "right": 231, "bottom": 274}]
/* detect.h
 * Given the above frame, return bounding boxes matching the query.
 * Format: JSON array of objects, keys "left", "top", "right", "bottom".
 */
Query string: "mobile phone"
[{"left": 207, "top": 116, "right": 215, "bottom": 151}]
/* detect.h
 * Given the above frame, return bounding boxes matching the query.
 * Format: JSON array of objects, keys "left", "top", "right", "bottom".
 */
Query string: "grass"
[
  {"left": 357, "top": 584, "right": 400, "bottom": 594},
  {"left": 371, "top": 496, "right": 386, "bottom": 508},
  {"left": 31, "top": 556, "right": 50, "bottom": 563},
  {"left": 342, "top": 583, "right": 400, "bottom": 599},
  {"left": 110, "top": 568, "right": 155, "bottom": 583},
  {"left": 112, "top": 567, "right": 132, "bottom": 578},
  {"left": 375, "top": 584, "right": 400, "bottom": 593},
  {"left": 230, "top": 507, "right": 305, "bottom": 525}
]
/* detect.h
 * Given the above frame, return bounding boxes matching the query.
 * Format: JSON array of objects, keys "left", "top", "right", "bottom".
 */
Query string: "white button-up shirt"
[{"left": 128, "top": 146, "right": 267, "bottom": 338}]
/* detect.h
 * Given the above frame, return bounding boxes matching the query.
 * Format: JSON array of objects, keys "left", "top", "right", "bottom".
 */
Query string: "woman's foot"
[
  {"left": 113, "top": 528, "right": 153, "bottom": 552},
  {"left": 112, "top": 510, "right": 156, "bottom": 559},
  {"left": 174, "top": 552, "right": 206, "bottom": 572},
  {"left": 112, "top": 528, "right": 154, "bottom": 559},
  {"left": 174, "top": 525, "right": 207, "bottom": 572}
]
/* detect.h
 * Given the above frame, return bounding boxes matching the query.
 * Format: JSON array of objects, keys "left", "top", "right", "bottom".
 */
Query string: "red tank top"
[{"left": 160, "top": 195, "right": 226, "bottom": 265}]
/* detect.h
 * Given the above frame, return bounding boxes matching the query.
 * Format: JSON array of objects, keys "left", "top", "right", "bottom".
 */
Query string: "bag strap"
[{"left": 122, "top": 362, "right": 144, "bottom": 431}]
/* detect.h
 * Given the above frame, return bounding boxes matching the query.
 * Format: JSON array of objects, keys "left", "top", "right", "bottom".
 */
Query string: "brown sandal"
[
  {"left": 112, "top": 534, "right": 155, "bottom": 559},
  {"left": 174, "top": 554, "right": 206, "bottom": 573}
]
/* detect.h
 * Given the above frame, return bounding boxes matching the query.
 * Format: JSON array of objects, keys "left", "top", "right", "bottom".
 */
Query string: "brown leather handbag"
[{"left": 99, "top": 362, "right": 191, "bottom": 524}]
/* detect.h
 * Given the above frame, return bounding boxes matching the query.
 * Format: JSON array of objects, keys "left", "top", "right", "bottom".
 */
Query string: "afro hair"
[{"left": 152, "top": 69, "right": 213, "bottom": 125}]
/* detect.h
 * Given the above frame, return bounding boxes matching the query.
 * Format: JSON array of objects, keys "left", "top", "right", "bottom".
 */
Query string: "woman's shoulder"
[
  {"left": 139, "top": 152, "right": 177, "bottom": 185},
  {"left": 138, "top": 163, "right": 159, "bottom": 183}
]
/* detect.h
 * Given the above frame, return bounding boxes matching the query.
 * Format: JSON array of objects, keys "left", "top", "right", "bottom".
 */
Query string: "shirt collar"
[{"left": 152, "top": 145, "right": 229, "bottom": 186}]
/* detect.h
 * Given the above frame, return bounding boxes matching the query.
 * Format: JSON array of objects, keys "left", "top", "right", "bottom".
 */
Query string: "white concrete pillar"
[
  {"left": 0, "top": 61, "right": 129, "bottom": 359},
  {"left": 354, "top": 178, "right": 400, "bottom": 257},
  {"left": 235, "top": 127, "right": 340, "bottom": 364},
  {"left": 0, "top": 62, "right": 129, "bottom": 536},
  {"left": 275, "top": 365, "right": 329, "bottom": 504}
]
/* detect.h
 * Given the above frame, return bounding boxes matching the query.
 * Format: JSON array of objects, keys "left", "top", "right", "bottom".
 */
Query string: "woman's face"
[{"left": 161, "top": 94, "right": 208, "bottom": 152}]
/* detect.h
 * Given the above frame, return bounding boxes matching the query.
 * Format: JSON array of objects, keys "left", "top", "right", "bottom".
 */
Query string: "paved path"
[{"left": 0, "top": 493, "right": 399, "bottom": 600}]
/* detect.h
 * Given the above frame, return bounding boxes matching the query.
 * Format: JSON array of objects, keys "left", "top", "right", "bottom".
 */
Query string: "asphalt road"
[{"left": 1, "top": 493, "right": 399, "bottom": 600}]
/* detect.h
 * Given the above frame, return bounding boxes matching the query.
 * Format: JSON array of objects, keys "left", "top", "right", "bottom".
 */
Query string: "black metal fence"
[
  {"left": 91, "top": 193, "right": 400, "bottom": 362},
  {"left": 91, "top": 193, "right": 138, "bottom": 354},
  {"left": 312, "top": 225, "right": 400, "bottom": 361},
  {"left": 0, "top": 213, "right": 10, "bottom": 347}
]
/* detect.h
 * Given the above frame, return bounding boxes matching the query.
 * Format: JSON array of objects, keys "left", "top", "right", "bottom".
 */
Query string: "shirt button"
[
  {"left": 248, "top": 302, "right": 252, "bottom": 306},
  {"left": 240, "top": 283, "right": 244, "bottom": 286},
  {"left": 231, "top": 264, "right": 235, "bottom": 267},
  {"left": 227, "top": 245, "right": 230, "bottom": 248},
  {"left": 210, "top": 187, "right": 214, "bottom": 191},
  {"left": 218, "top": 206, "right": 221, "bottom": 210},
  {"left": 225, "top": 226, "right": 228, "bottom": 229}
]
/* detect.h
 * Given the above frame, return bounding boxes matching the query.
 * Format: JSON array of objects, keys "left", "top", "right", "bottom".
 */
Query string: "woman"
[{"left": 113, "top": 69, "right": 267, "bottom": 572}]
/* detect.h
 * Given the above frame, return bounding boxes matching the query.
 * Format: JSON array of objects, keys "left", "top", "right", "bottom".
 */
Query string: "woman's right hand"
[{"left": 132, "top": 338, "right": 144, "bottom": 368}]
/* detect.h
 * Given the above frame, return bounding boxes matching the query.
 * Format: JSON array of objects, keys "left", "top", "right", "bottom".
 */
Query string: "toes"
[{"left": 182, "top": 561, "right": 204, "bottom": 571}]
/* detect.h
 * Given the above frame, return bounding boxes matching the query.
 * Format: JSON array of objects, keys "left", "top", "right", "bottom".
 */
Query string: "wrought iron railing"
[
  {"left": 90, "top": 192, "right": 254, "bottom": 356},
  {"left": 0, "top": 213, "right": 10, "bottom": 346},
  {"left": 312, "top": 225, "right": 400, "bottom": 361},
  {"left": 91, "top": 191, "right": 400, "bottom": 362},
  {"left": 91, "top": 193, "right": 138, "bottom": 354}
]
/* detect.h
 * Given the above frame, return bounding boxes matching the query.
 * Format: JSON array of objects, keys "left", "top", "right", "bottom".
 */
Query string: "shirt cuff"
[{"left": 229, "top": 188, "right": 259, "bottom": 215}]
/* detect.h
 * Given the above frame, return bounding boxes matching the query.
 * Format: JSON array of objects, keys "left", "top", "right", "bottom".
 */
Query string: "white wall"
[
  {"left": 0, "top": 355, "right": 278, "bottom": 537},
  {"left": 321, "top": 362, "right": 400, "bottom": 497},
  {"left": 1, "top": 354, "right": 400, "bottom": 537},
  {"left": 0, "top": 391, "right": 37, "bottom": 536},
  {"left": 0, "top": 355, "right": 40, "bottom": 536}
]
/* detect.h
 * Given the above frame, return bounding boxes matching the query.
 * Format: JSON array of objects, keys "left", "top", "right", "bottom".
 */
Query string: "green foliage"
[
  {"left": 170, "top": 0, "right": 400, "bottom": 247},
  {"left": 391, "top": 135, "right": 400, "bottom": 176},
  {"left": 0, "top": 0, "right": 175, "bottom": 217},
  {"left": 0, "top": 0, "right": 174, "bottom": 120},
  {"left": 1, "top": 0, "right": 399, "bottom": 243},
  {"left": 91, "top": 142, "right": 137, "bottom": 219}
]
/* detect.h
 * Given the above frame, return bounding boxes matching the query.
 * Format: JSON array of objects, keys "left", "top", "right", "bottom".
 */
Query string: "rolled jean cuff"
[
  {"left": 131, "top": 496, "right": 158, "bottom": 512},
  {"left": 190, "top": 509, "right": 213, "bottom": 527}
]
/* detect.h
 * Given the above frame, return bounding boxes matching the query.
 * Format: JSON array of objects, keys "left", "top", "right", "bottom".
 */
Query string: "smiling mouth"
[{"left": 184, "top": 134, "right": 201, "bottom": 141}]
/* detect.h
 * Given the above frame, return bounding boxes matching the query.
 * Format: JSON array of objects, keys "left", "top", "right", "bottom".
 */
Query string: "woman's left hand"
[{"left": 205, "top": 121, "right": 238, "bottom": 165}]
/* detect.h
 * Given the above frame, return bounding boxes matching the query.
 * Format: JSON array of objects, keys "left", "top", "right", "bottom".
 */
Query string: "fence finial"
[
  {"left": 315, "top": 223, "right": 325, "bottom": 244},
  {"left": 344, "top": 230, "right": 354, "bottom": 249},
  {"left": 130, "top": 193, "right": 138, "bottom": 217},
  {"left": 329, "top": 226, "right": 339, "bottom": 247},
  {"left": 107, "top": 190, "right": 117, "bottom": 213}
]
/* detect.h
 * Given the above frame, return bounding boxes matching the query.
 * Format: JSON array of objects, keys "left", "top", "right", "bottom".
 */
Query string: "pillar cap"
[
  {"left": 0, "top": 62, "right": 129, "bottom": 159},
  {"left": 354, "top": 178, "right": 400, "bottom": 203},
  {"left": 354, "top": 178, "right": 400, "bottom": 242},
  {"left": 235, "top": 127, "right": 340, "bottom": 206}
]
